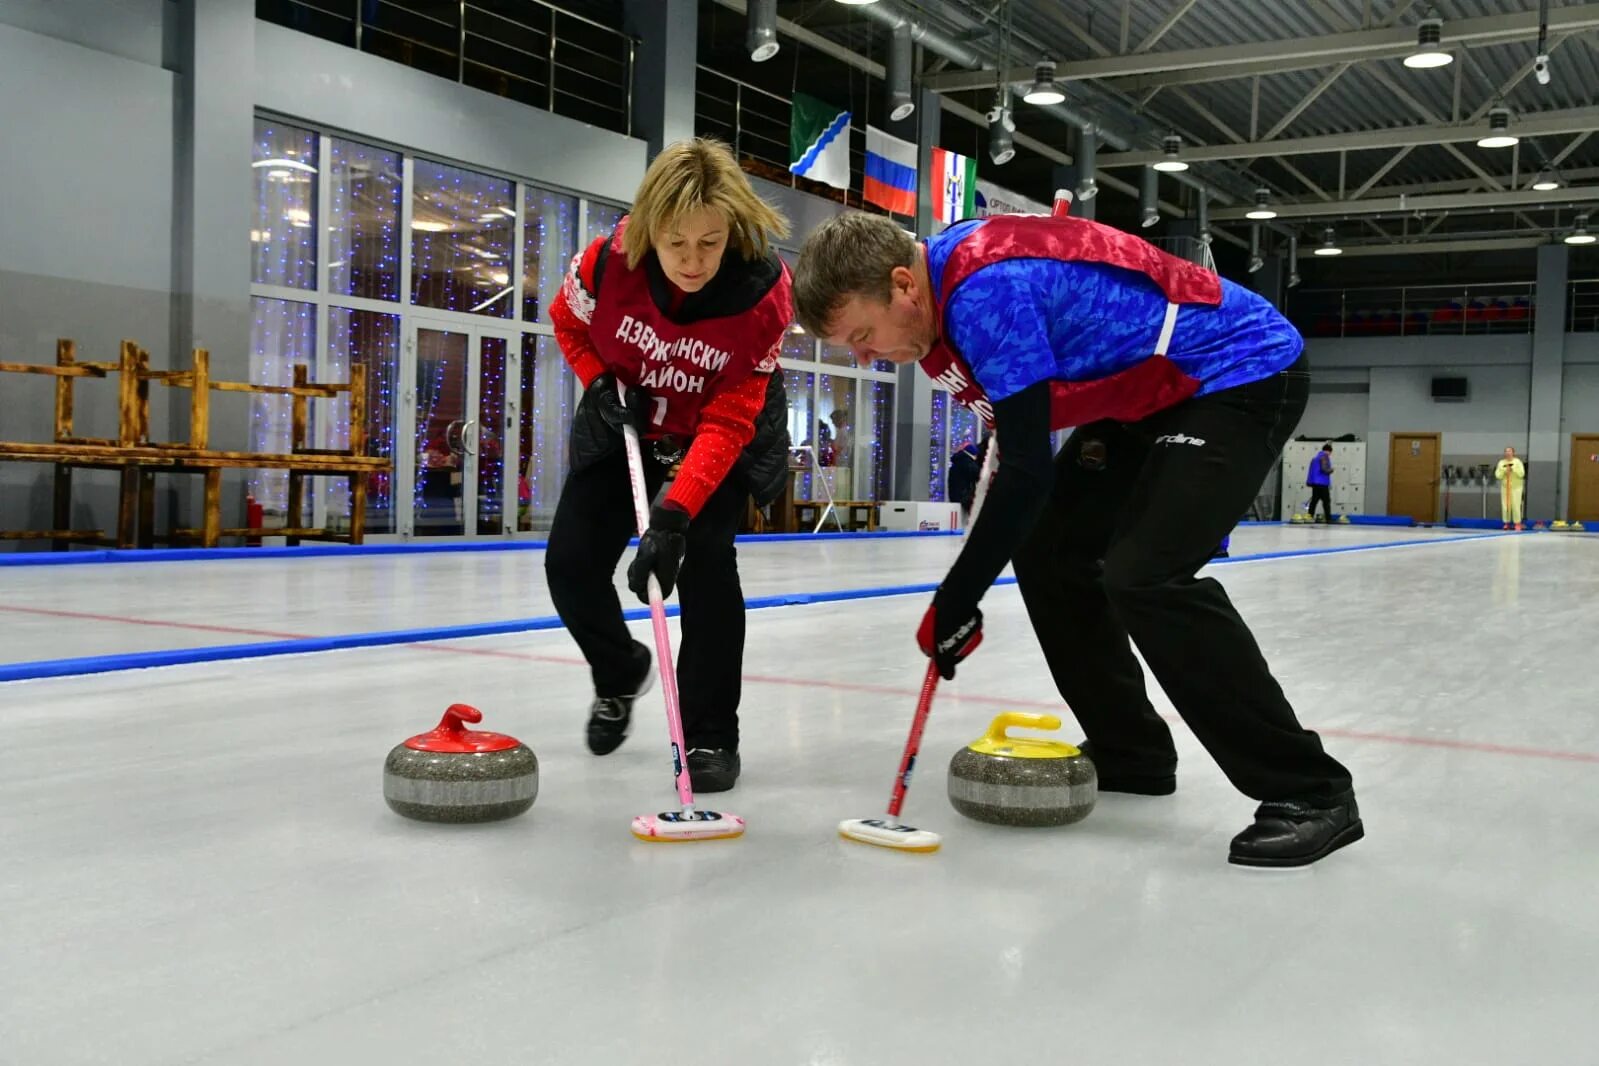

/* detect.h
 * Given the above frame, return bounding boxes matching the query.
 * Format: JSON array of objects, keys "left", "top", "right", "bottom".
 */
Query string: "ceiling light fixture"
[
  {"left": 1245, "top": 188, "right": 1278, "bottom": 220},
  {"left": 1476, "top": 107, "right": 1518, "bottom": 149},
  {"left": 252, "top": 158, "right": 318, "bottom": 174},
  {"left": 1022, "top": 60, "right": 1065, "bottom": 106},
  {"left": 1152, "top": 134, "right": 1188, "bottom": 173},
  {"left": 1314, "top": 226, "right": 1343, "bottom": 256},
  {"left": 1403, "top": 11, "right": 1453, "bottom": 68}
]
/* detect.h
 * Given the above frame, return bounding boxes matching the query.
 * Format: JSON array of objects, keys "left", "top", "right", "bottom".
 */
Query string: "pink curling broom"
[
  {"left": 835, "top": 189, "right": 1070, "bottom": 853},
  {"left": 619, "top": 383, "right": 745, "bottom": 842}
]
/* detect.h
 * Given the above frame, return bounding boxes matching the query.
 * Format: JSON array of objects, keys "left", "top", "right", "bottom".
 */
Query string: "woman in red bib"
[{"left": 545, "top": 139, "right": 793, "bottom": 793}]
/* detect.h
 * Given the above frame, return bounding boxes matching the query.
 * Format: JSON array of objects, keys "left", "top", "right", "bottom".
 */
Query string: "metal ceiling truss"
[
  {"left": 919, "top": 5, "right": 1599, "bottom": 93},
  {"left": 1098, "top": 105, "right": 1599, "bottom": 167}
]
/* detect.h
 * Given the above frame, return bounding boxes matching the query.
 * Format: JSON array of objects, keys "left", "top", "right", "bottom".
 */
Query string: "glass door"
[{"left": 400, "top": 319, "right": 521, "bottom": 538}]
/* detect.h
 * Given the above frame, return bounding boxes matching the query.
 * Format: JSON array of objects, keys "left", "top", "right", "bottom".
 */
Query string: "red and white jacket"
[{"left": 549, "top": 217, "right": 793, "bottom": 516}]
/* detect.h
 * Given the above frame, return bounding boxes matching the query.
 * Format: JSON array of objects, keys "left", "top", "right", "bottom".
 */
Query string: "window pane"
[
  {"left": 328, "top": 138, "right": 402, "bottom": 301},
  {"left": 782, "top": 328, "right": 815, "bottom": 363},
  {"left": 247, "top": 297, "right": 317, "bottom": 518},
  {"left": 519, "top": 334, "right": 576, "bottom": 529},
  {"left": 326, "top": 307, "right": 401, "bottom": 535},
  {"left": 929, "top": 390, "right": 948, "bottom": 501},
  {"left": 817, "top": 373, "right": 852, "bottom": 500},
  {"left": 783, "top": 368, "right": 816, "bottom": 500},
  {"left": 251, "top": 119, "right": 317, "bottom": 289},
  {"left": 476, "top": 335, "right": 510, "bottom": 534},
  {"left": 861, "top": 379, "right": 895, "bottom": 501},
  {"left": 413, "top": 327, "right": 471, "bottom": 534},
  {"left": 820, "top": 341, "right": 854, "bottom": 367},
  {"left": 411, "top": 160, "right": 515, "bottom": 317},
  {"left": 523, "top": 188, "right": 577, "bottom": 322},
  {"left": 950, "top": 401, "right": 981, "bottom": 467},
  {"left": 584, "top": 201, "right": 624, "bottom": 245}
]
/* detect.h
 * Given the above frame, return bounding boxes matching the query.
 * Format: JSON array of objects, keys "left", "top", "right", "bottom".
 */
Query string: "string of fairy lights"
[{"left": 248, "top": 118, "right": 619, "bottom": 532}]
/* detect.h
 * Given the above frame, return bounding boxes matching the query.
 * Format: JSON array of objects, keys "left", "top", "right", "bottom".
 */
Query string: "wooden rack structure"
[{"left": 0, "top": 340, "right": 390, "bottom": 549}]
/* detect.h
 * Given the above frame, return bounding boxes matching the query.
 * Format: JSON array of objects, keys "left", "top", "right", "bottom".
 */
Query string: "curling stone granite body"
[
  {"left": 947, "top": 712, "right": 1097, "bottom": 827},
  {"left": 384, "top": 704, "right": 538, "bottom": 824}
]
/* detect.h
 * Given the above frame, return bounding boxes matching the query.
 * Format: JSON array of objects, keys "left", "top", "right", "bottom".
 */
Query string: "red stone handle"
[{"left": 438, "top": 704, "right": 483, "bottom": 733}]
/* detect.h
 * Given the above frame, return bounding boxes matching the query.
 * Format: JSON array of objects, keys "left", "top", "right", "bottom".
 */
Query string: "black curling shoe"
[
  {"left": 586, "top": 645, "right": 653, "bottom": 756},
  {"left": 686, "top": 748, "right": 740, "bottom": 793},
  {"left": 1228, "top": 794, "right": 1364, "bottom": 868}
]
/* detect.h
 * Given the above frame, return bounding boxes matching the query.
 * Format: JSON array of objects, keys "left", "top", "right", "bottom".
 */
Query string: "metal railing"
[
  {"left": 258, "top": 0, "right": 635, "bottom": 137},
  {"left": 1287, "top": 282, "right": 1538, "bottom": 338},
  {"left": 1571, "top": 279, "right": 1599, "bottom": 333},
  {"left": 695, "top": 65, "right": 883, "bottom": 213}
]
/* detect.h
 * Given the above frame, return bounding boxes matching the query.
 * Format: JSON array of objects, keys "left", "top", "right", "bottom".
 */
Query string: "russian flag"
[{"left": 864, "top": 126, "right": 917, "bottom": 216}]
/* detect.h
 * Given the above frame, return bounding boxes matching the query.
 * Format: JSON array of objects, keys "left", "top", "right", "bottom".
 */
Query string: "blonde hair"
[{"left": 623, "top": 138, "right": 789, "bottom": 269}]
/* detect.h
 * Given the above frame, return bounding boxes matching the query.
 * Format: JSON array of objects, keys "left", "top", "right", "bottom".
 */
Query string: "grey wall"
[
  {"left": 253, "top": 22, "right": 647, "bottom": 206},
  {"left": 0, "top": 0, "right": 169, "bottom": 66},
  {"left": 1302, "top": 333, "right": 1599, "bottom": 517},
  {"left": 752, "top": 175, "right": 852, "bottom": 250},
  {"left": 0, "top": 17, "right": 178, "bottom": 535}
]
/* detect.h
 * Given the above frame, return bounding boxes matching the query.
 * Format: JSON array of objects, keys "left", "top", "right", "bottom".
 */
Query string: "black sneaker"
[
  {"left": 1228, "top": 794, "right": 1364, "bottom": 868},
  {"left": 686, "top": 748, "right": 740, "bottom": 793},
  {"left": 585, "top": 647, "right": 653, "bottom": 756},
  {"left": 1077, "top": 740, "right": 1177, "bottom": 795}
]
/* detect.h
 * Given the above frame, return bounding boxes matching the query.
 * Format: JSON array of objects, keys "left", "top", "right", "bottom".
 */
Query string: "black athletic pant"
[
  {"left": 1010, "top": 356, "right": 1352, "bottom": 804},
  {"left": 1308, "top": 483, "right": 1332, "bottom": 520},
  {"left": 545, "top": 450, "right": 747, "bottom": 751}
]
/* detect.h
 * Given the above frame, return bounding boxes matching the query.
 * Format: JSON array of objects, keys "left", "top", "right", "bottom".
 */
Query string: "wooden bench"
[{"left": 0, "top": 340, "right": 389, "bottom": 549}]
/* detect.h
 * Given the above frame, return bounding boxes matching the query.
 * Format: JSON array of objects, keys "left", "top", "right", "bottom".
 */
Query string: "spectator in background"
[
  {"left": 1306, "top": 443, "right": 1334, "bottom": 523},
  {"left": 948, "top": 438, "right": 981, "bottom": 519},
  {"left": 829, "top": 406, "right": 854, "bottom": 471},
  {"left": 1495, "top": 446, "right": 1526, "bottom": 531}
]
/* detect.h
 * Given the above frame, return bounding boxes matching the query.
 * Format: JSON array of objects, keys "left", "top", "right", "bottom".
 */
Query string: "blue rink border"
[
  {"left": 0, "top": 532, "right": 1510, "bottom": 684},
  {"left": 0, "top": 528, "right": 965, "bottom": 568}
]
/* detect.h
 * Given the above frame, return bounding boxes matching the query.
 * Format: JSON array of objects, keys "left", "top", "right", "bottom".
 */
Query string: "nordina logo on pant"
[{"left": 1155, "top": 432, "right": 1207, "bottom": 447}]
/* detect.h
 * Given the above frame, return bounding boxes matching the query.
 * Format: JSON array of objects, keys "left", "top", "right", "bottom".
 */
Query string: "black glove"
[
  {"left": 628, "top": 504, "right": 690, "bottom": 603},
  {"left": 916, "top": 590, "right": 984, "bottom": 681},
  {"left": 588, "top": 373, "right": 651, "bottom": 433}
]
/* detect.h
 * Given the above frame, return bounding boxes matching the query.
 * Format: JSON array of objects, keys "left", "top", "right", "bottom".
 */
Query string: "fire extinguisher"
[{"left": 245, "top": 494, "right": 264, "bottom": 547}]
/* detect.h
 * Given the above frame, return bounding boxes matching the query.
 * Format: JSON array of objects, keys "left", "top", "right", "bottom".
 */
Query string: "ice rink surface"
[{"left": 4, "top": 525, "right": 1597, "bottom": 1065}]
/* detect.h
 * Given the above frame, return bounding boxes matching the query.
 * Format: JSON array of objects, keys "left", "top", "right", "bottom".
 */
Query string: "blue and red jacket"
[
  {"left": 924, "top": 214, "right": 1302, "bottom": 616},
  {"left": 920, "top": 215, "right": 1302, "bottom": 430}
]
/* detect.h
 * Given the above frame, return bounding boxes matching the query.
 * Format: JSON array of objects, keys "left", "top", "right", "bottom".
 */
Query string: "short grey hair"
[{"left": 793, "top": 212, "right": 917, "bottom": 335}]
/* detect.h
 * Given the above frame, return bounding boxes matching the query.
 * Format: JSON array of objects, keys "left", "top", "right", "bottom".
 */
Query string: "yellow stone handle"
[{"left": 985, "top": 712, "right": 1063, "bottom": 745}]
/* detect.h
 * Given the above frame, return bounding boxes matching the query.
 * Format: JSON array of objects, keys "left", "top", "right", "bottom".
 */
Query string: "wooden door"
[
  {"left": 1388, "top": 432, "right": 1441, "bottom": 523},
  {"left": 1570, "top": 435, "right": 1599, "bottom": 522}
]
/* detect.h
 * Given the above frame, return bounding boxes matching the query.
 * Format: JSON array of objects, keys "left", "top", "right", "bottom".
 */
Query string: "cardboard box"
[{"left": 878, "top": 501, "right": 963, "bottom": 532}]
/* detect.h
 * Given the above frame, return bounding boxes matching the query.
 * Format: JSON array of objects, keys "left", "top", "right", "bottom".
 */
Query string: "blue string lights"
[
  {"left": 929, "top": 390, "right": 948, "bottom": 501},
  {"left": 329, "top": 139, "right": 401, "bottom": 301}
]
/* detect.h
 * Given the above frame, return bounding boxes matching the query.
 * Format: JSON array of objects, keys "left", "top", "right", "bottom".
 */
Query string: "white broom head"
[
  {"left": 632, "top": 809, "right": 746, "bottom": 842},
  {"left": 838, "top": 817, "right": 941, "bottom": 853}
]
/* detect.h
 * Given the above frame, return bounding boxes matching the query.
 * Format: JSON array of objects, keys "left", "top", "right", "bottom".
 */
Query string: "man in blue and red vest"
[{"left": 793, "top": 210, "right": 1360, "bottom": 868}]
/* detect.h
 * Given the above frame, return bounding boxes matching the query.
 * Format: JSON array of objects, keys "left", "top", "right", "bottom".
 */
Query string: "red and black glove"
[
  {"left": 917, "top": 592, "right": 984, "bottom": 680},
  {"left": 628, "top": 503, "right": 690, "bottom": 603}
]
